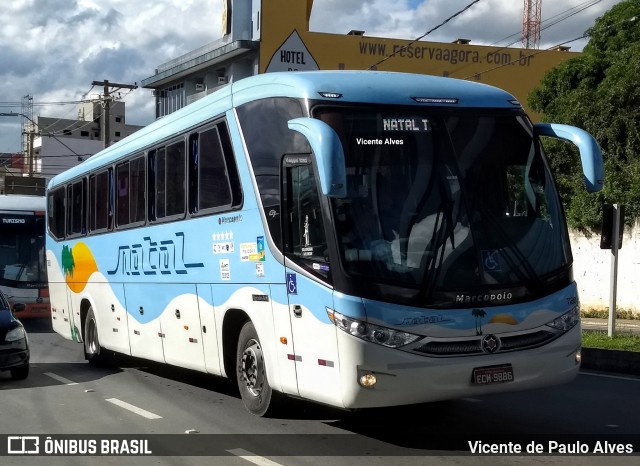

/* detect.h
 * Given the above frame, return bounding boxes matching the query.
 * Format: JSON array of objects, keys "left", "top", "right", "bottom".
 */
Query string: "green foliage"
[
  {"left": 582, "top": 307, "right": 640, "bottom": 320},
  {"left": 582, "top": 331, "right": 640, "bottom": 351},
  {"left": 528, "top": 0, "right": 640, "bottom": 230}
]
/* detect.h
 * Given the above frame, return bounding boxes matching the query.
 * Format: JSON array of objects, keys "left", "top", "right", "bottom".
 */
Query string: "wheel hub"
[
  {"left": 241, "top": 339, "right": 265, "bottom": 396},
  {"left": 87, "top": 320, "right": 98, "bottom": 354}
]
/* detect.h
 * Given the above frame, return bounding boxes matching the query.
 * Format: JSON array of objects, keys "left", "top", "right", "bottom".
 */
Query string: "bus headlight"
[
  {"left": 546, "top": 307, "right": 580, "bottom": 332},
  {"left": 327, "top": 309, "right": 422, "bottom": 348}
]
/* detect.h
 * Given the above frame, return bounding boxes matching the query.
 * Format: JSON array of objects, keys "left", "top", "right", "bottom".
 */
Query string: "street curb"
[{"left": 581, "top": 347, "right": 640, "bottom": 375}]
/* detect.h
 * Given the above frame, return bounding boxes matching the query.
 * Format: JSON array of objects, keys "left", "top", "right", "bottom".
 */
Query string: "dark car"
[{"left": 0, "top": 293, "right": 29, "bottom": 380}]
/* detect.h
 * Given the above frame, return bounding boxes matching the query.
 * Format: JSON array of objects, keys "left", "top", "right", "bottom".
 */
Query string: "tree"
[{"left": 528, "top": 0, "right": 640, "bottom": 230}]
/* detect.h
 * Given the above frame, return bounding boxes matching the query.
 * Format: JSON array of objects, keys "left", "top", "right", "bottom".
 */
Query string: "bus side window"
[
  {"left": 194, "top": 126, "right": 231, "bottom": 211},
  {"left": 89, "top": 169, "right": 111, "bottom": 233},
  {"left": 148, "top": 150, "right": 157, "bottom": 221},
  {"left": 151, "top": 141, "right": 186, "bottom": 221},
  {"left": 130, "top": 156, "right": 146, "bottom": 224},
  {"left": 116, "top": 161, "right": 130, "bottom": 227},
  {"left": 189, "top": 121, "right": 242, "bottom": 215},
  {"left": 66, "top": 179, "right": 86, "bottom": 237},
  {"left": 155, "top": 147, "right": 167, "bottom": 219},
  {"left": 47, "top": 187, "right": 66, "bottom": 240},
  {"left": 165, "top": 141, "right": 186, "bottom": 217}
]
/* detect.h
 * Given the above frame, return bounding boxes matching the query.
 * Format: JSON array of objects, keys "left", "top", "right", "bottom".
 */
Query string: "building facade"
[
  {"left": 31, "top": 100, "right": 142, "bottom": 182},
  {"left": 142, "top": 0, "right": 260, "bottom": 119}
]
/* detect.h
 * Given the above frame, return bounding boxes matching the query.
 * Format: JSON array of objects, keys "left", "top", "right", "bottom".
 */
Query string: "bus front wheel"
[{"left": 236, "top": 321, "right": 277, "bottom": 416}]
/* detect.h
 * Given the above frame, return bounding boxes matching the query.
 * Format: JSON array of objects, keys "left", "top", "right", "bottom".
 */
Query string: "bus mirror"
[
  {"left": 288, "top": 117, "right": 347, "bottom": 197},
  {"left": 534, "top": 123, "right": 604, "bottom": 193}
]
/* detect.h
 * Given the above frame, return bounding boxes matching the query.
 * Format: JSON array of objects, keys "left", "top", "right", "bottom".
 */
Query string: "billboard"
[{"left": 258, "top": 0, "right": 578, "bottom": 119}]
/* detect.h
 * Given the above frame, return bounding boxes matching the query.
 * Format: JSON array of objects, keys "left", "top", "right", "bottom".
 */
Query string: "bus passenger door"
[{"left": 282, "top": 158, "right": 342, "bottom": 406}]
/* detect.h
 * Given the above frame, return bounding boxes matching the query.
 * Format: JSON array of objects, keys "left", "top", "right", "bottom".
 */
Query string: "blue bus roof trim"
[{"left": 231, "top": 71, "right": 516, "bottom": 108}]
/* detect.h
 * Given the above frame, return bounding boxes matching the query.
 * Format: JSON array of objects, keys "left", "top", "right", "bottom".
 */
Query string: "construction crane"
[{"left": 522, "top": 0, "right": 542, "bottom": 49}]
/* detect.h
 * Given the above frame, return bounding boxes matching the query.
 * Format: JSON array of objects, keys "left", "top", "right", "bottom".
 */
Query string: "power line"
[
  {"left": 0, "top": 100, "right": 88, "bottom": 107},
  {"left": 366, "top": 0, "right": 482, "bottom": 70},
  {"left": 447, "top": 0, "right": 604, "bottom": 79},
  {"left": 92, "top": 79, "right": 138, "bottom": 148},
  {"left": 460, "top": 34, "right": 588, "bottom": 81},
  {"left": 459, "top": 10, "right": 639, "bottom": 81},
  {"left": 495, "top": 0, "right": 602, "bottom": 50},
  {"left": 487, "top": 0, "right": 601, "bottom": 49},
  {"left": 36, "top": 84, "right": 98, "bottom": 134}
]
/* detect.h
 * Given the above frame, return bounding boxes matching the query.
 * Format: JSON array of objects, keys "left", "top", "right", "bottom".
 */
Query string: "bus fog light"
[
  {"left": 358, "top": 372, "right": 377, "bottom": 388},
  {"left": 575, "top": 350, "right": 582, "bottom": 364}
]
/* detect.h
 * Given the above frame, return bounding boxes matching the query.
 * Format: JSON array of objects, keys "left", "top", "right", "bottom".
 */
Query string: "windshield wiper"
[{"left": 420, "top": 198, "right": 456, "bottom": 300}]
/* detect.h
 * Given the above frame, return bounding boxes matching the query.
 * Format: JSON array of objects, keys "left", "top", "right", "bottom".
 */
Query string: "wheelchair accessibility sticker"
[
  {"left": 482, "top": 250, "right": 501, "bottom": 272},
  {"left": 287, "top": 273, "right": 297, "bottom": 295}
]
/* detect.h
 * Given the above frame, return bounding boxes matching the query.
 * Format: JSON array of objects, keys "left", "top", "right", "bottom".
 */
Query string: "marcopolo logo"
[
  {"left": 455, "top": 292, "right": 513, "bottom": 304},
  {"left": 218, "top": 214, "right": 243, "bottom": 225}
]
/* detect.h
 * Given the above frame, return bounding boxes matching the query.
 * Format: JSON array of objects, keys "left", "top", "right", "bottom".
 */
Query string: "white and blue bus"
[{"left": 46, "top": 71, "right": 603, "bottom": 416}]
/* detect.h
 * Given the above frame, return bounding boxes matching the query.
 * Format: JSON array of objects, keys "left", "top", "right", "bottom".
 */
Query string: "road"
[{"left": 1, "top": 318, "right": 639, "bottom": 465}]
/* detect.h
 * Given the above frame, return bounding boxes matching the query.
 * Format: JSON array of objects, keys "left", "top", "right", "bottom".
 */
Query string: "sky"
[{"left": 0, "top": 0, "right": 625, "bottom": 154}]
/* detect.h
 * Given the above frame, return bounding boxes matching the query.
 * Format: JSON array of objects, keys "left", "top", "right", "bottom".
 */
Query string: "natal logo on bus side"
[{"left": 107, "top": 232, "right": 204, "bottom": 276}]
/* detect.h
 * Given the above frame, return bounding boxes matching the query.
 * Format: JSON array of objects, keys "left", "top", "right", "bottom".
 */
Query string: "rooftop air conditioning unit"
[
  {"left": 218, "top": 77, "right": 227, "bottom": 85},
  {"left": 195, "top": 83, "right": 205, "bottom": 91}
]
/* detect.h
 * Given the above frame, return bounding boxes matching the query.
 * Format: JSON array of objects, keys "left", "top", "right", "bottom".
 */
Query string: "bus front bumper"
[{"left": 337, "top": 325, "right": 581, "bottom": 409}]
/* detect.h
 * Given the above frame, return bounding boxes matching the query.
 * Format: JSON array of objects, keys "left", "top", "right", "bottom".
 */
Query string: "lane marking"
[
  {"left": 227, "top": 448, "right": 284, "bottom": 466},
  {"left": 44, "top": 372, "right": 78, "bottom": 385},
  {"left": 580, "top": 372, "right": 640, "bottom": 382},
  {"left": 105, "top": 398, "right": 162, "bottom": 419}
]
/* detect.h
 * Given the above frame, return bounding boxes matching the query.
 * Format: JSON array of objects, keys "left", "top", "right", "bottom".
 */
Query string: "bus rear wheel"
[
  {"left": 236, "top": 321, "right": 277, "bottom": 416},
  {"left": 84, "top": 307, "right": 107, "bottom": 367}
]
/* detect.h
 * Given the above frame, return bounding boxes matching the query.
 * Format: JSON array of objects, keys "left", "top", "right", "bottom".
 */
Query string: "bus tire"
[
  {"left": 236, "top": 321, "right": 277, "bottom": 416},
  {"left": 84, "top": 307, "right": 107, "bottom": 367}
]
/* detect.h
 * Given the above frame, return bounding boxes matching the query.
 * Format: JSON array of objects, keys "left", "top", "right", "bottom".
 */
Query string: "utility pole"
[{"left": 91, "top": 80, "right": 138, "bottom": 148}]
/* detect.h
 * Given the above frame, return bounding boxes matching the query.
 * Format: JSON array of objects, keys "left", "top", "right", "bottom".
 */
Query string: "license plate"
[{"left": 472, "top": 364, "right": 514, "bottom": 385}]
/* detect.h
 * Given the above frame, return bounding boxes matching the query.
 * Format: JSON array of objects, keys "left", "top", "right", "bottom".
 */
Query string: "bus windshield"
[
  {"left": 0, "top": 214, "right": 47, "bottom": 288},
  {"left": 316, "top": 106, "right": 571, "bottom": 302}
]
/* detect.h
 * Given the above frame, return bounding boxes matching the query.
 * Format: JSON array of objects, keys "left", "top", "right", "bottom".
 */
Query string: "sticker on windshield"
[{"left": 481, "top": 250, "right": 501, "bottom": 272}]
